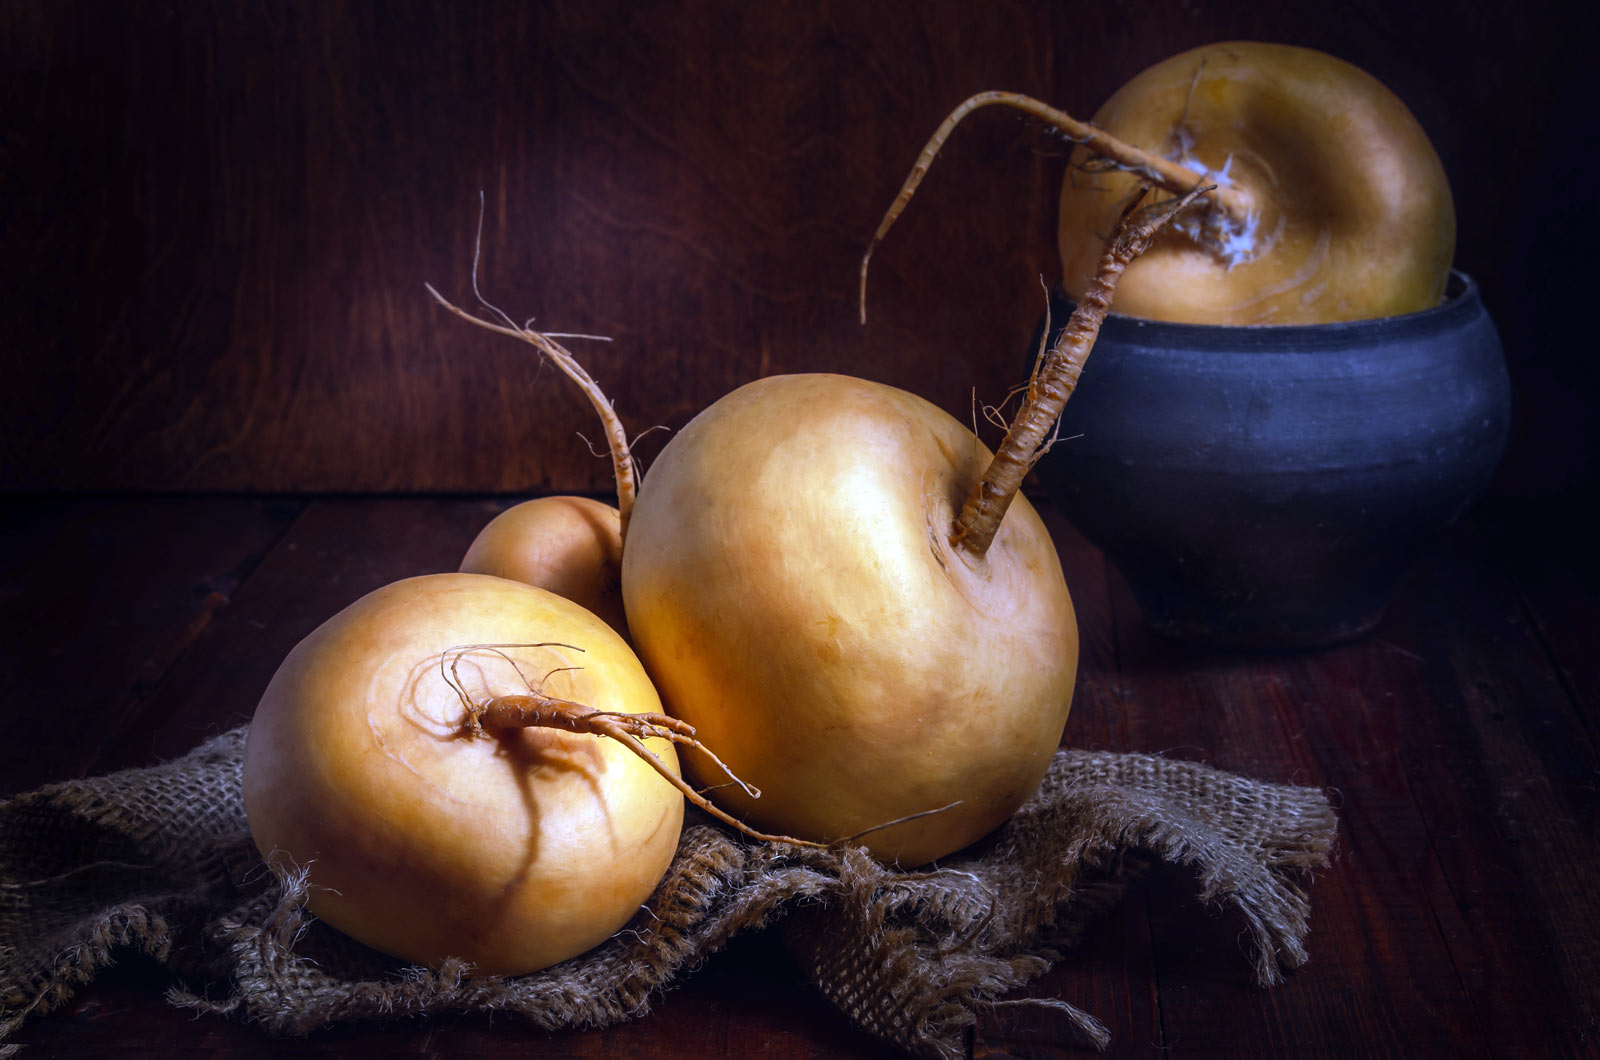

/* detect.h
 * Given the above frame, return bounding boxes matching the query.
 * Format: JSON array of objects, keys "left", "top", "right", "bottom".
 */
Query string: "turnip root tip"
[{"left": 858, "top": 90, "right": 1249, "bottom": 324}]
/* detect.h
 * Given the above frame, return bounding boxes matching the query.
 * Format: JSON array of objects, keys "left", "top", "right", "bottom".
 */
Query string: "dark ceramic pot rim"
[{"left": 1085, "top": 270, "right": 1480, "bottom": 351}]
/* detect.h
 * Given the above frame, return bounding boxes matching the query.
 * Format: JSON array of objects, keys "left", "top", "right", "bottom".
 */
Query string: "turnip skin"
[
  {"left": 242, "top": 572, "right": 682, "bottom": 975},
  {"left": 621, "top": 374, "right": 1078, "bottom": 867},
  {"left": 460, "top": 496, "right": 627, "bottom": 633},
  {"left": 1057, "top": 41, "right": 1455, "bottom": 324}
]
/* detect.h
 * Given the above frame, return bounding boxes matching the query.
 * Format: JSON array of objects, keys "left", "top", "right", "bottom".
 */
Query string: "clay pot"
[{"left": 1031, "top": 271, "right": 1510, "bottom": 649}]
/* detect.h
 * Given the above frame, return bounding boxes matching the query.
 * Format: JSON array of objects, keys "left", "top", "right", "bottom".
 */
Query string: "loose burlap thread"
[{"left": 1, "top": 729, "right": 1336, "bottom": 1058}]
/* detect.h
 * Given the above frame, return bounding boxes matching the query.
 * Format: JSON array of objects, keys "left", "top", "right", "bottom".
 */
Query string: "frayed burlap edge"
[
  {"left": 1, "top": 730, "right": 1336, "bottom": 1058},
  {"left": 782, "top": 750, "right": 1338, "bottom": 1059}
]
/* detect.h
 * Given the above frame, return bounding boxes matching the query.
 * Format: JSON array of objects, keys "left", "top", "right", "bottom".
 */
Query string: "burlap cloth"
[{"left": 0, "top": 729, "right": 1336, "bottom": 1057}]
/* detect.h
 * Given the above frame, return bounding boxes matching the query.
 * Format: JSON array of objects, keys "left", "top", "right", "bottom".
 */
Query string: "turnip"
[
  {"left": 243, "top": 573, "right": 688, "bottom": 974},
  {"left": 861, "top": 42, "right": 1455, "bottom": 325},
  {"left": 459, "top": 495, "right": 627, "bottom": 633},
  {"left": 244, "top": 571, "right": 814, "bottom": 975},
  {"left": 240, "top": 292, "right": 696, "bottom": 968},
  {"left": 623, "top": 190, "right": 1204, "bottom": 866}
]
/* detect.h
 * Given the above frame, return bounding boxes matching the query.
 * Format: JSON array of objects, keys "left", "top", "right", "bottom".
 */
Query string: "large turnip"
[{"left": 622, "top": 191, "right": 1202, "bottom": 865}]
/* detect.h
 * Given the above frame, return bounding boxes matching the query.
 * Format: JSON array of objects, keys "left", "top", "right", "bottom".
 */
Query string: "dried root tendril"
[
  {"left": 858, "top": 90, "right": 1252, "bottom": 324},
  {"left": 427, "top": 197, "right": 637, "bottom": 537},
  {"left": 951, "top": 184, "right": 1213, "bottom": 557},
  {"left": 427, "top": 285, "right": 638, "bottom": 537},
  {"left": 439, "top": 642, "right": 582, "bottom": 716}
]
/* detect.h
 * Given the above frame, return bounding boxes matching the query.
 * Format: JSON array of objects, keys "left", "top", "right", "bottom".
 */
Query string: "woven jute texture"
[{"left": 0, "top": 729, "right": 1336, "bottom": 1058}]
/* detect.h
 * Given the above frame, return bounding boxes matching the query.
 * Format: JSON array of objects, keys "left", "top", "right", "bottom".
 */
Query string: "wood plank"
[
  {"left": 1477, "top": 499, "right": 1600, "bottom": 749},
  {"left": 0, "top": 1, "right": 1070, "bottom": 492},
  {"left": 1095, "top": 551, "right": 1487, "bottom": 1056},
  {"left": 1370, "top": 519, "right": 1600, "bottom": 1057},
  {"left": 0, "top": 496, "right": 301, "bottom": 794}
]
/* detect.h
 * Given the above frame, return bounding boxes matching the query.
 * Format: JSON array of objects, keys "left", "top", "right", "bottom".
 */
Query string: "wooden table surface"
[{"left": 2, "top": 492, "right": 1596, "bottom": 1058}]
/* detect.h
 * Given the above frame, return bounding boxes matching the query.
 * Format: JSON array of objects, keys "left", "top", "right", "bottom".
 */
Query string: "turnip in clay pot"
[
  {"left": 863, "top": 42, "right": 1509, "bottom": 648},
  {"left": 1054, "top": 42, "right": 1456, "bottom": 326}
]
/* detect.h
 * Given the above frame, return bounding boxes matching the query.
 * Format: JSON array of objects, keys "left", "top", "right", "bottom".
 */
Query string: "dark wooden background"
[
  {"left": 4, "top": 0, "right": 1596, "bottom": 500},
  {"left": 4, "top": 3, "right": 1600, "bottom": 1058}
]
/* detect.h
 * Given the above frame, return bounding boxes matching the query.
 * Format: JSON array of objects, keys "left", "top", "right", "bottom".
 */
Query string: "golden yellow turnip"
[
  {"left": 621, "top": 374, "right": 1078, "bottom": 867},
  {"left": 460, "top": 496, "right": 627, "bottom": 633},
  {"left": 242, "top": 573, "right": 682, "bottom": 974},
  {"left": 860, "top": 42, "right": 1456, "bottom": 327},
  {"left": 621, "top": 192, "right": 1196, "bottom": 867},
  {"left": 1058, "top": 41, "right": 1455, "bottom": 324}
]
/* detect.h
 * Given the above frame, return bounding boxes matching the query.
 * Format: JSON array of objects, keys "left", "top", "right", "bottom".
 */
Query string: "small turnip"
[{"left": 460, "top": 495, "right": 626, "bottom": 633}]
